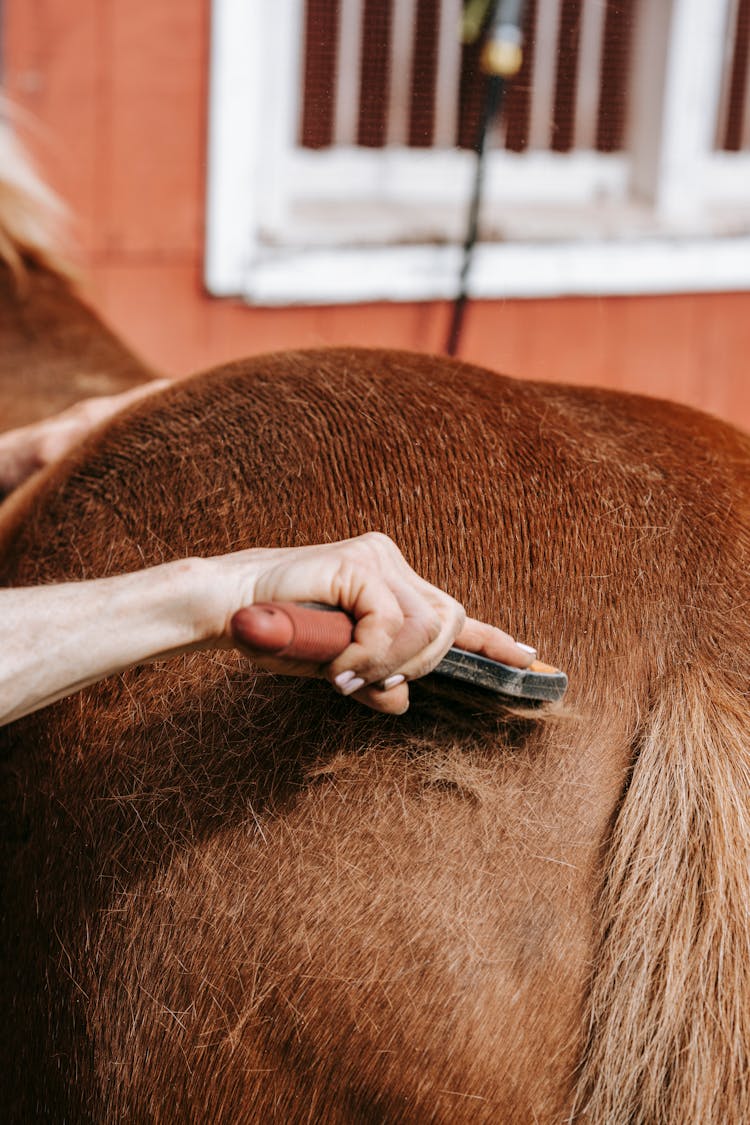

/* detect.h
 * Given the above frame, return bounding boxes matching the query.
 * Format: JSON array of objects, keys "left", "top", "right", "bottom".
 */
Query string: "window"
[{"left": 205, "top": 0, "right": 750, "bottom": 304}]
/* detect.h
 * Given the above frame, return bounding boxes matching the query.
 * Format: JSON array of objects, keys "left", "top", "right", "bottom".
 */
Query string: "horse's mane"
[{"left": 0, "top": 102, "right": 72, "bottom": 280}]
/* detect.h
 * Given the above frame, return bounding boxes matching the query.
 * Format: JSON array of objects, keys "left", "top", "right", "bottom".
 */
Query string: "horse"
[
  {"left": 0, "top": 120, "right": 155, "bottom": 437},
  {"left": 1, "top": 128, "right": 750, "bottom": 1124}
]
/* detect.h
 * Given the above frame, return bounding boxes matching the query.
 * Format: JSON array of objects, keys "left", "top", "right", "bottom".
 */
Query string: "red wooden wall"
[{"left": 4, "top": 0, "right": 750, "bottom": 431}]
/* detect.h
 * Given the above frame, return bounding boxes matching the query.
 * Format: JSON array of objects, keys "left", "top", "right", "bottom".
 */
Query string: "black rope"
[
  {"left": 446, "top": 0, "right": 527, "bottom": 357},
  {"left": 445, "top": 72, "right": 506, "bottom": 357}
]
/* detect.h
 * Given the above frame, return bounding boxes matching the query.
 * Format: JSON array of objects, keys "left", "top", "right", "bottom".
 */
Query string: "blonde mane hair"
[{"left": 0, "top": 103, "right": 71, "bottom": 279}]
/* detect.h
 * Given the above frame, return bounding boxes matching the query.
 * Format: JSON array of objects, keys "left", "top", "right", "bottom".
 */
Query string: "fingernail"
[
  {"left": 334, "top": 670, "right": 357, "bottom": 689},
  {"left": 381, "top": 674, "right": 406, "bottom": 691},
  {"left": 517, "top": 643, "right": 537, "bottom": 656},
  {"left": 338, "top": 676, "right": 365, "bottom": 697}
]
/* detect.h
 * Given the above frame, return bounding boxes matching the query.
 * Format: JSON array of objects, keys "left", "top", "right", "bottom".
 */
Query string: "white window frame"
[{"left": 205, "top": 0, "right": 750, "bottom": 305}]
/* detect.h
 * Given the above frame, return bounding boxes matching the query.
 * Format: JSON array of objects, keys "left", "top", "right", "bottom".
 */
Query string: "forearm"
[{"left": 0, "top": 556, "right": 247, "bottom": 726}]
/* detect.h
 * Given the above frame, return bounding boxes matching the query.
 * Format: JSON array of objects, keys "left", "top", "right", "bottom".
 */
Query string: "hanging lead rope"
[{"left": 445, "top": 0, "right": 528, "bottom": 357}]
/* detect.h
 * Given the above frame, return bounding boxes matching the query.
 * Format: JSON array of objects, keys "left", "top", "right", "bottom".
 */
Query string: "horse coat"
[{"left": 1, "top": 346, "right": 749, "bottom": 1122}]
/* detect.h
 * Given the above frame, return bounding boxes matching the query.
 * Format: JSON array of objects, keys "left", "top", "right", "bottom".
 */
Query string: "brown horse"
[
  {"left": 0, "top": 122, "right": 154, "bottom": 435},
  {"left": 1, "top": 132, "right": 750, "bottom": 1124}
]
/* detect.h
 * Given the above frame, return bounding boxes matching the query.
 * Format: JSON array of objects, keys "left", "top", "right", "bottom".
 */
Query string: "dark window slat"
[
  {"left": 358, "top": 0, "right": 393, "bottom": 147},
  {"left": 724, "top": 0, "right": 750, "bottom": 152},
  {"left": 596, "top": 0, "right": 635, "bottom": 153},
  {"left": 300, "top": 0, "right": 340, "bottom": 149},
  {"left": 551, "top": 0, "right": 582, "bottom": 153},
  {"left": 409, "top": 0, "right": 440, "bottom": 147},
  {"left": 505, "top": 0, "right": 538, "bottom": 153}
]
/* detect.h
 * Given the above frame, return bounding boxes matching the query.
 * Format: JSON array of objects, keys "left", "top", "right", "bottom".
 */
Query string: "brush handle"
[
  {"left": 231, "top": 603, "right": 566, "bottom": 701},
  {"left": 230, "top": 603, "right": 353, "bottom": 663},
  {"left": 232, "top": 602, "right": 556, "bottom": 673}
]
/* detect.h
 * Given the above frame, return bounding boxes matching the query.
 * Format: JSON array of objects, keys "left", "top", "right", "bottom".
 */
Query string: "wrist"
[
  {"left": 157, "top": 556, "right": 220, "bottom": 650},
  {"left": 183, "top": 550, "right": 265, "bottom": 649},
  {"left": 95, "top": 557, "right": 211, "bottom": 665}
]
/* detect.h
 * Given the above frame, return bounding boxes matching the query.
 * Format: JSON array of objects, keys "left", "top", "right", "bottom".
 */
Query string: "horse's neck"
[{"left": 0, "top": 261, "right": 156, "bottom": 431}]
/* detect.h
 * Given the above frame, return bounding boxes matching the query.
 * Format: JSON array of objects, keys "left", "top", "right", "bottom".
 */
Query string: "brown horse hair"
[{"left": 572, "top": 669, "right": 750, "bottom": 1121}]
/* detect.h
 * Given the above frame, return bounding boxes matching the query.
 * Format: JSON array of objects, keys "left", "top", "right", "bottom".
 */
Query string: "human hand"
[
  {"left": 0, "top": 380, "right": 171, "bottom": 495},
  {"left": 197, "top": 532, "right": 535, "bottom": 714}
]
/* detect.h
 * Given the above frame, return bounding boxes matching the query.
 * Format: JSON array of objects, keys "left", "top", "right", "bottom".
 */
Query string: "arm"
[{"left": 0, "top": 532, "right": 534, "bottom": 725}]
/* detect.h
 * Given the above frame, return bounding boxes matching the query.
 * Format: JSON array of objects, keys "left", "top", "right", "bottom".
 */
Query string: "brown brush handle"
[
  {"left": 230, "top": 603, "right": 354, "bottom": 663},
  {"left": 232, "top": 603, "right": 555, "bottom": 679}
]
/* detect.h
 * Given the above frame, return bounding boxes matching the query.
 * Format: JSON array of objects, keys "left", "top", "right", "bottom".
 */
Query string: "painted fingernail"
[
  {"left": 381, "top": 674, "right": 406, "bottom": 691},
  {"left": 517, "top": 643, "right": 537, "bottom": 656},
  {"left": 338, "top": 676, "right": 365, "bottom": 696},
  {"left": 334, "top": 670, "right": 357, "bottom": 689}
]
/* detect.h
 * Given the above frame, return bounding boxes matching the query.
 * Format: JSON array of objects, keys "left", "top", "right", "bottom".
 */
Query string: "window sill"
[{"left": 214, "top": 235, "right": 750, "bottom": 306}]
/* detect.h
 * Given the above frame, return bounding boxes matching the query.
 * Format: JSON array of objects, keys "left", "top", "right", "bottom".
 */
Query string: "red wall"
[{"left": 5, "top": 0, "right": 750, "bottom": 431}]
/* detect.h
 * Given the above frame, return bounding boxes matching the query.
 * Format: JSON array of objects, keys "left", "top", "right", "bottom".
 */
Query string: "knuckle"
[
  {"left": 422, "top": 610, "right": 443, "bottom": 645},
  {"left": 435, "top": 593, "right": 464, "bottom": 632},
  {"left": 379, "top": 607, "right": 405, "bottom": 637},
  {"left": 357, "top": 655, "right": 392, "bottom": 686},
  {"left": 362, "top": 530, "right": 399, "bottom": 559},
  {"left": 359, "top": 643, "right": 401, "bottom": 681},
  {"left": 363, "top": 530, "right": 391, "bottom": 547},
  {"left": 449, "top": 598, "right": 467, "bottom": 633}
]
